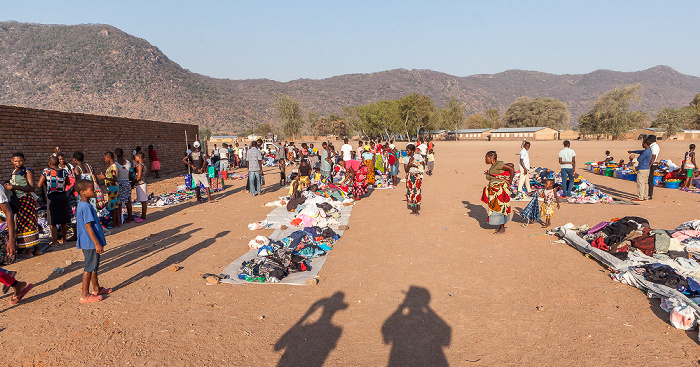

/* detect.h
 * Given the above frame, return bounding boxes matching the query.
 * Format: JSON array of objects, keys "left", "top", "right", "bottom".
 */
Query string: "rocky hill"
[{"left": 1, "top": 21, "right": 699, "bottom": 132}]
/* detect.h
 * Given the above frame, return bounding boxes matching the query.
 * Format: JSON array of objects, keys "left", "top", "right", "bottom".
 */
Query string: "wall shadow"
[
  {"left": 15, "top": 223, "right": 216, "bottom": 304},
  {"left": 382, "top": 286, "right": 451, "bottom": 367},
  {"left": 274, "top": 292, "right": 348, "bottom": 367}
]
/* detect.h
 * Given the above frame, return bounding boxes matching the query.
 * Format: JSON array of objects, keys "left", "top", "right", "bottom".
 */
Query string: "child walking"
[
  {"left": 538, "top": 179, "right": 560, "bottom": 227},
  {"left": 74, "top": 179, "right": 112, "bottom": 303},
  {"left": 426, "top": 149, "right": 435, "bottom": 176},
  {"left": 133, "top": 152, "right": 148, "bottom": 222}
]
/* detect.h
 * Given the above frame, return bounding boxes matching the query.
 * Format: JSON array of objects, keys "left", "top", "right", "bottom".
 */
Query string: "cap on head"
[{"left": 193, "top": 141, "right": 201, "bottom": 148}]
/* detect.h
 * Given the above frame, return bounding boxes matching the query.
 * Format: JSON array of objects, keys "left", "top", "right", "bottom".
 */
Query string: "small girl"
[
  {"left": 683, "top": 144, "right": 696, "bottom": 189},
  {"left": 288, "top": 172, "right": 301, "bottom": 199},
  {"left": 426, "top": 149, "right": 435, "bottom": 176},
  {"left": 538, "top": 179, "right": 560, "bottom": 228},
  {"left": 311, "top": 167, "right": 322, "bottom": 186},
  {"left": 279, "top": 158, "right": 287, "bottom": 187},
  {"left": 133, "top": 152, "right": 148, "bottom": 222}
]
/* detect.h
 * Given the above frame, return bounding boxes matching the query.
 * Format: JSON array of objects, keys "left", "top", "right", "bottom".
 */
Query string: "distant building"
[
  {"left": 209, "top": 135, "right": 239, "bottom": 145},
  {"left": 488, "top": 127, "right": 559, "bottom": 141},
  {"left": 455, "top": 128, "right": 492, "bottom": 140},
  {"left": 683, "top": 130, "right": 700, "bottom": 140},
  {"left": 627, "top": 128, "right": 686, "bottom": 141},
  {"left": 557, "top": 129, "right": 580, "bottom": 140}
]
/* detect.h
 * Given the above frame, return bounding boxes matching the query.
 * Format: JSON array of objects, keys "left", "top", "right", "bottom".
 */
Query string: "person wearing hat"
[{"left": 182, "top": 141, "right": 211, "bottom": 203}]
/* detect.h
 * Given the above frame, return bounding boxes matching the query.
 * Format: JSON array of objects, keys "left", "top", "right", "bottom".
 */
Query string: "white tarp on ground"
[
  {"left": 557, "top": 227, "right": 700, "bottom": 317},
  {"left": 220, "top": 205, "right": 352, "bottom": 286}
]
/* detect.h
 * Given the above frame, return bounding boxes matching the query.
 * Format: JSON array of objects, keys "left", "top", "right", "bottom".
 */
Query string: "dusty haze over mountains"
[{"left": 1, "top": 21, "right": 699, "bottom": 132}]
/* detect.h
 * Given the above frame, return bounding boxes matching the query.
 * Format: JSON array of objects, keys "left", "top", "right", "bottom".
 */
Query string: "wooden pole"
[{"left": 185, "top": 131, "right": 191, "bottom": 174}]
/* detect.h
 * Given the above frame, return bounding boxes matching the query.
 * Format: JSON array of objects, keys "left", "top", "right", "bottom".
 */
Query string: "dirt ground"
[{"left": 2, "top": 140, "right": 700, "bottom": 366}]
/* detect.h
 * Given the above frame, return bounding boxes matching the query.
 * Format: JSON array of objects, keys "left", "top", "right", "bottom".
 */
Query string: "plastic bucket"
[
  {"left": 605, "top": 169, "right": 614, "bottom": 177},
  {"left": 665, "top": 181, "right": 681, "bottom": 189},
  {"left": 627, "top": 173, "right": 637, "bottom": 181}
]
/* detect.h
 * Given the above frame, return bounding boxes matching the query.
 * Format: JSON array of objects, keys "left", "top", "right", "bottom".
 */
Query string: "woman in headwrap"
[
  {"left": 481, "top": 151, "right": 514, "bottom": 234},
  {"left": 361, "top": 145, "right": 375, "bottom": 186},
  {"left": 403, "top": 144, "right": 424, "bottom": 215}
]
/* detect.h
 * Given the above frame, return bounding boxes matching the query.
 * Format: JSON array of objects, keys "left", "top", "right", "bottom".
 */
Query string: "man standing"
[
  {"left": 340, "top": 138, "right": 353, "bottom": 161},
  {"left": 182, "top": 141, "right": 211, "bottom": 203},
  {"left": 321, "top": 142, "right": 333, "bottom": 180},
  {"left": 218, "top": 143, "right": 229, "bottom": 173},
  {"left": 247, "top": 140, "right": 263, "bottom": 196},
  {"left": 518, "top": 141, "right": 532, "bottom": 197},
  {"left": 629, "top": 140, "right": 652, "bottom": 201},
  {"left": 647, "top": 135, "right": 660, "bottom": 200},
  {"left": 558, "top": 140, "right": 576, "bottom": 198}
]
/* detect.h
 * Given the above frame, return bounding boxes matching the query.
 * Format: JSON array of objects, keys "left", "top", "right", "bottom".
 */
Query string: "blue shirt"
[
  {"left": 76, "top": 201, "right": 107, "bottom": 250},
  {"left": 632, "top": 148, "right": 652, "bottom": 170}
]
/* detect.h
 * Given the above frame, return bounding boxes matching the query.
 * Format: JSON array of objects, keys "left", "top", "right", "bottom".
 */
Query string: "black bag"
[{"left": 8, "top": 191, "right": 20, "bottom": 214}]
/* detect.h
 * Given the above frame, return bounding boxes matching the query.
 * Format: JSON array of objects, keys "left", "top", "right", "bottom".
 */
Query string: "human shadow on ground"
[
  {"left": 382, "top": 286, "right": 451, "bottom": 367},
  {"left": 462, "top": 200, "right": 490, "bottom": 229},
  {"left": 13, "top": 223, "right": 217, "bottom": 305},
  {"left": 591, "top": 183, "right": 638, "bottom": 200},
  {"left": 274, "top": 292, "right": 348, "bottom": 367}
]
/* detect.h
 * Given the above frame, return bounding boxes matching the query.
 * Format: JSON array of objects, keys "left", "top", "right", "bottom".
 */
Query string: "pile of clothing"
[
  {"left": 512, "top": 167, "right": 613, "bottom": 203},
  {"left": 286, "top": 188, "right": 351, "bottom": 228},
  {"left": 558, "top": 218, "right": 700, "bottom": 331},
  {"left": 237, "top": 226, "right": 341, "bottom": 282}
]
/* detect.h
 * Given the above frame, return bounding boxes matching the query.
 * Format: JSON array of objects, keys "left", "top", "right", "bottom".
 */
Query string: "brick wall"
[{"left": 0, "top": 105, "right": 198, "bottom": 181}]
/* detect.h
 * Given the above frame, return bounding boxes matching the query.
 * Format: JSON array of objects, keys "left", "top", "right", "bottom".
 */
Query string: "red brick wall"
[{"left": 0, "top": 105, "right": 198, "bottom": 181}]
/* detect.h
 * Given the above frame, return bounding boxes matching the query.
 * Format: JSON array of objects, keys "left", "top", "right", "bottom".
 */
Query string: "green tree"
[
  {"left": 464, "top": 114, "right": 493, "bottom": 129},
  {"left": 690, "top": 93, "right": 700, "bottom": 128},
  {"left": 503, "top": 96, "right": 570, "bottom": 129},
  {"left": 200, "top": 126, "right": 212, "bottom": 141},
  {"left": 275, "top": 94, "right": 304, "bottom": 140},
  {"left": 652, "top": 107, "right": 691, "bottom": 137},
  {"left": 440, "top": 97, "right": 465, "bottom": 131},
  {"left": 484, "top": 109, "right": 500, "bottom": 128},
  {"left": 306, "top": 111, "right": 320, "bottom": 135},
  {"left": 254, "top": 122, "right": 274, "bottom": 136},
  {"left": 397, "top": 93, "right": 436, "bottom": 138},
  {"left": 578, "top": 84, "right": 644, "bottom": 139}
]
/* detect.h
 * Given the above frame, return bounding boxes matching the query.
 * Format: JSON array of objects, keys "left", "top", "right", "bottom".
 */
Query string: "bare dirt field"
[{"left": 2, "top": 140, "right": 700, "bottom": 366}]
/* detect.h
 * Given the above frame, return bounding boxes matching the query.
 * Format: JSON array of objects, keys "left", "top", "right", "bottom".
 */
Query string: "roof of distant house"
[
  {"left": 455, "top": 128, "right": 492, "bottom": 133},
  {"left": 489, "top": 127, "right": 551, "bottom": 133},
  {"left": 211, "top": 135, "right": 238, "bottom": 139}
]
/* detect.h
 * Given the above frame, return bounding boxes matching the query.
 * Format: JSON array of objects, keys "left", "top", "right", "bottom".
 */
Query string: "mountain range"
[{"left": 1, "top": 21, "right": 699, "bottom": 133}]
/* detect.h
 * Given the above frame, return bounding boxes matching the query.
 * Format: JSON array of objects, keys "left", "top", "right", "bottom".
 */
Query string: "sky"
[{"left": 2, "top": 0, "right": 699, "bottom": 82}]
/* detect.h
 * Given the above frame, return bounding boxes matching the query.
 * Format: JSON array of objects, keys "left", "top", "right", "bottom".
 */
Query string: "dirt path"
[{"left": 1, "top": 140, "right": 699, "bottom": 366}]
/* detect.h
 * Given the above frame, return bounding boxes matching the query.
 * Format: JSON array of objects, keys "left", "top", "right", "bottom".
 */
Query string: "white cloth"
[
  {"left": 135, "top": 183, "right": 148, "bottom": 202},
  {"left": 340, "top": 144, "right": 353, "bottom": 161},
  {"left": 417, "top": 144, "right": 428, "bottom": 155},
  {"left": 403, "top": 154, "right": 424, "bottom": 174},
  {"left": 650, "top": 142, "right": 660, "bottom": 160},
  {"left": 115, "top": 160, "right": 132, "bottom": 180},
  {"left": 219, "top": 148, "right": 229, "bottom": 160},
  {"left": 558, "top": 147, "right": 576, "bottom": 169},
  {"left": 519, "top": 148, "right": 530, "bottom": 172},
  {"left": 0, "top": 187, "right": 7, "bottom": 203}
]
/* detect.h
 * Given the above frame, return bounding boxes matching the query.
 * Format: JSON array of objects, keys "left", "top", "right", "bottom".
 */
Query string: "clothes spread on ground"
[{"left": 558, "top": 218, "right": 700, "bottom": 332}]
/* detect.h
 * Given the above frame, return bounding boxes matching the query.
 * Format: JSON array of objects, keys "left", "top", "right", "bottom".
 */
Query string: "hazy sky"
[{"left": 2, "top": 0, "right": 699, "bottom": 82}]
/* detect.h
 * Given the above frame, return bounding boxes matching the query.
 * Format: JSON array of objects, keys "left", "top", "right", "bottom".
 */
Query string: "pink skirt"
[{"left": 151, "top": 161, "right": 161, "bottom": 171}]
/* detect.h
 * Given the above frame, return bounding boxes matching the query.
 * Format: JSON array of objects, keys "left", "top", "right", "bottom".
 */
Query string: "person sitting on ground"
[
  {"left": 538, "top": 179, "right": 560, "bottom": 228},
  {"left": 683, "top": 144, "right": 696, "bottom": 189},
  {"left": 74, "top": 179, "right": 111, "bottom": 303},
  {"left": 603, "top": 151, "right": 614, "bottom": 165},
  {"left": 627, "top": 154, "right": 638, "bottom": 169}
]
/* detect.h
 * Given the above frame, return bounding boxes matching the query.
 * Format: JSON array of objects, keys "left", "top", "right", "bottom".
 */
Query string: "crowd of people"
[
  {"left": 482, "top": 137, "right": 699, "bottom": 234},
  {"left": 1, "top": 145, "right": 163, "bottom": 304}
]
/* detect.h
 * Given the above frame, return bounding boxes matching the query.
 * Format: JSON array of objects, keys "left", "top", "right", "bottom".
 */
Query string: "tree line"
[{"left": 269, "top": 86, "right": 700, "bottom": 140}]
